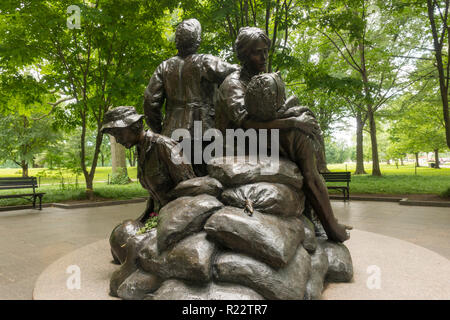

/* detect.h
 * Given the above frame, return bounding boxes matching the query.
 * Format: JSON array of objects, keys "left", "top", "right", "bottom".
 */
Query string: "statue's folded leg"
[{"left": 280, "top": 130, "right": 349, "bottom": 242}]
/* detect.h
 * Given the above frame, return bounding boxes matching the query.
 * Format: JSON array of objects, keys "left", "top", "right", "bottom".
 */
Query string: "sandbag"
[
  {"left": 207, "top": 156, "right": 303, "bottom": 190},
  {"left": 147, "top": 279, "right": 264, "bottom": 300},
  {"left": 117, "top": 270, "right": 162, "bottom": 300},
  {"left": 318, "top": 239, "right": 353, "bottom": 282},
  {"left": 304, "top": 245, "right": 328, "bottom": 300},
  {"left": 221, "top": 182, "right": 305, "bottom": 217},
  {"left": 109, "top": 219, "right": 144, "bottom": 264},
  {"left": 139, "top": 232, "right": 216, "bottom": 283},
  {"left": 213, "top": 245, "right": 311, "bottom": 300},
  {"left": 110, "top": 231, "right": 155, "bottom": 297},
  {"left": 157, "top": 194, "right": 223, "bottom": 252},
  {"left": 300, "top": 215, "right": 317, "bottom": 253},
  {"left": 168, "top": 176, "right": 223, "bottom": 200},
  {"left": 204, "top": 206, "right": 304, "bottom": 268}
]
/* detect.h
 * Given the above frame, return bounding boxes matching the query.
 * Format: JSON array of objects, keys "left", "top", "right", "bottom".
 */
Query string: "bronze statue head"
[
  {"left": 101, "top": 106, "right": 144, "bottom": 149},
  {"left": 175, "top": 18, "right": 202, "bottom": 57},
  {"left": 235, "top": 27, "right": 271, "bottom": 75},
  {"left": 245, "top": 73, "right": 286, "bottom": 121}
]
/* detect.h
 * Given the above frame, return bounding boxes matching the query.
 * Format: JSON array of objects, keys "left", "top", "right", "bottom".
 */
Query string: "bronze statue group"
[
  {"left": 102, "top": 18, "right": 349, "bottom": 243},
  {"left": 103, "top": 19, "right": 354, "bottom": 300}
]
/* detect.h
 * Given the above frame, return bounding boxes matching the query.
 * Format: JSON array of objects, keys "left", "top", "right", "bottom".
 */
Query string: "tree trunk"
[
  {"left": 80, "top": 114, "right": 92, "bottom": 200},
  {"left": 355, "top": 112, "right": 367, "bottom": 174},
  {"left": 21, "top": 160, "right": 29, "bottom": 177},
  {"left": 132, "top": 149, "right": 137, "bottom": 167},
  {"left": 427, "top": 0, "right": 450, "bottom": 149},
  {"left": 434, "top": 149, "right": 440, "bottom": 169},
  {"left": 400, "top": 157, "right": 404, "bottom": 166},
  {"left": 368, "top": 109, "right": 382, "bottom": 176},
  {"left": 359, "top": 40, "right": 381, "bottom": 176},
  {"left": 110, "top": 135, "right": 129, "bottom": 178},
  {"left": 86, "top": 176, "right": 94, "bottom": 200},
  {"left": 415, "top": 152, "right": 420, "bottom": 167},
  {"left": 387, "top": 159, "right": 390, "bottom": 165},
  {"left": 126, "top": 149, "right": 136, "bottom": 167}
]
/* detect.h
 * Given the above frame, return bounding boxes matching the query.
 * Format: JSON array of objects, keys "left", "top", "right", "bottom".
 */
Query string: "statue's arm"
[
  {"left": 243, "top": 114, "right": 322, "bottom": 138},
  {"left": 143, "top": 63, "right": 165, "bottom": 134},
  {"left": 217, "top": 78, "right": 249, "bottom": 128},
  {"left": 277, "top": 96, "right": 317, "bottom": 119},
  {"left": 243, "top": 117, "right": 298, "bottom": 130},
  {"left": 202, "top": 55, "right": 240, "bottom": 83}
]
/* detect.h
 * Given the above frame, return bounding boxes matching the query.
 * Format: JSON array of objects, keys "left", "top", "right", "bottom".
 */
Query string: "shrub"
[
  {"left": 137, "top": 212, "right": 159, "bottom": 234},
  {"left": 110, "top": 169, "right": 130, "bottom": 185}
]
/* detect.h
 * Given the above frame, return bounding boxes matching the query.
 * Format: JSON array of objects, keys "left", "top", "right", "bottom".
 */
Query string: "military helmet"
[{"left": 101, "top": 106, "right": 144, "bottom": 132}]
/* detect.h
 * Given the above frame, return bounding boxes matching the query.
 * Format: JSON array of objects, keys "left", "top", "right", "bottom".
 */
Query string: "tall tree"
[
  {"left": 183, "top": 0, "right": 313, "bottom": 71},
  {"left": 305, "top": 0, "right": 427, "bottom": 176},
  {"left": 387, "top": 76, "right": 449, "bottom": 169},
  {"left": 425, "top": 0, "right": 450, "bottom": 149},
  {"left": 286, "top": 30, "right": 363, "bottom": 173},
  {"left": 0, "top": 113, "right": 60, "bottom": 176},
  {"left": 0, "top": 0, "right": 178, "bottom": 199}
]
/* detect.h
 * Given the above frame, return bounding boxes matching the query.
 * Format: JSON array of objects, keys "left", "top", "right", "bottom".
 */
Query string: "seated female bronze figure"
[{"left": 216, "top": 27, "right": 350, "bottom": 242}]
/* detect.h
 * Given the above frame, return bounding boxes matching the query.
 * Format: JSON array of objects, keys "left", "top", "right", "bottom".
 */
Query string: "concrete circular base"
[{"left": 33, "top": 229, "right": 450, "bottom": 300}]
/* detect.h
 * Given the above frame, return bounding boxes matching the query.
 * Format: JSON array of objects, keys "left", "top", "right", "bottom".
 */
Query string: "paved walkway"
[
  {"left": 332, "top": 201, "right": 450, "bottom": 259},
  {"left": 0, "top": 200, "right": 449, "bottom": 300}
]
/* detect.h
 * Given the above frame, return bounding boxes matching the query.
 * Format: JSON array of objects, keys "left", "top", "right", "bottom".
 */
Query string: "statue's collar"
[
  {"left": 137, "top": 131, "right": 153, "bottom": 159},
  {"left": 240, "top": 68, "right": 253, "bottom": 83},
  {"left": 240, "top": 68, "right": 261, "bottom": 84}
]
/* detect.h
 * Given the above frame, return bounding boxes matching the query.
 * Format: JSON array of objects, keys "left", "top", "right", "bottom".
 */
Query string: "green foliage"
[
  {"left": 325, "top": 137, "right": 355, "bottom": 164},
  {"left": 0, "top": 181, "right": 147, "bottom": 207},
  {"left": 441, "top": 187, "right": 450, "bottom": 198},
  {"left": 0, "top": 166, "right": 137, "bottom": 184},
  {"left": 38, "top": 127, "right": 98, "bottom": 171},
  {"left": 137, "top": 215, "right": 159, "bottom": 234},
  {"left": 327, "top": 163, "right": 450, "bottom": 195},
  {"left": 387, "top": 77, "right": 449, "bottom": 155},
  {"left": 0, "top": 113, "right": 60, "bottom": 173},
  {"left": 0, "top": 0, "right": 179, "bottom": 190},
  {"left": 0, "top": 0, "right": 448, "bottom": 185},
  {"left": 110, "top": 168, "right": 130, "bottom": 185}
]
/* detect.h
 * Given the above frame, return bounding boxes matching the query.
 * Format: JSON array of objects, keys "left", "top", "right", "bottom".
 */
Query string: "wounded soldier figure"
[{"left": 244, "top": 73, "right": 351, "bottom": 242}]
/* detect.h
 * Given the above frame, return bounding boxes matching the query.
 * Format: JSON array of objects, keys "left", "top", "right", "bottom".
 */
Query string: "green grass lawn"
[
  {"left": 0, "top": 166, "right": 144, "bottom": 207},
  {"left": 1, "top": 162, "right": 449, "bottom": 207},
  {"left": 0, "top": 167, "right": 138, "bottom": 185},
  {"left": 0, "top": 181, "right": 148, "bottom": 207},
  {"left": 326, "top": 163, "right": 450, "bottom": 195}
]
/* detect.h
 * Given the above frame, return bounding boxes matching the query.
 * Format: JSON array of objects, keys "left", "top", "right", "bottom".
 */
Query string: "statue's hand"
[{"left": 290, "top": 115, "right": 322, "bottom": 137}]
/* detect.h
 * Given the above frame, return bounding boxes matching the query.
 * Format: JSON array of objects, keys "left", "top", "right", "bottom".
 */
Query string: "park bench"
[
  {"left": 321, "top": 172, "right": 351, "bottom": 201},
  {"left": 0, "top": 177, "right": 45, "bottom": 210}
]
